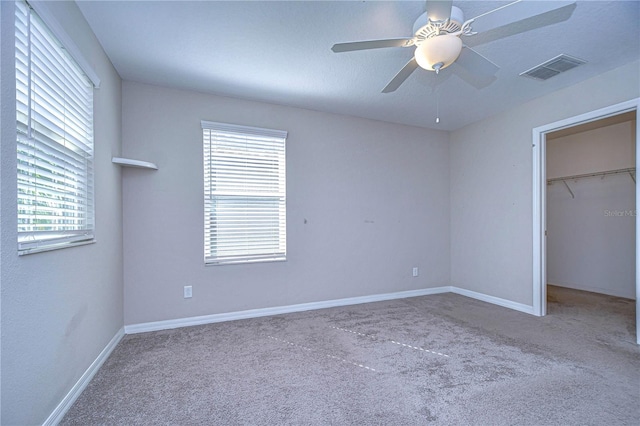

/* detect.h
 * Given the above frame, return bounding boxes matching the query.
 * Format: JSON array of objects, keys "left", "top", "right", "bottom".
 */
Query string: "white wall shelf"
[{"left": 112, "top": 157, "right": 158, "bottom": 170}]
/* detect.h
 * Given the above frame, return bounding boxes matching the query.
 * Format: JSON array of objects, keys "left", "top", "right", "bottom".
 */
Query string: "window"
[
  {"left": 15, "top": 0, "right": 95, "bottom": 254},
  {"left": 202, "top": 121, "right": 287, "bottom": 265}
]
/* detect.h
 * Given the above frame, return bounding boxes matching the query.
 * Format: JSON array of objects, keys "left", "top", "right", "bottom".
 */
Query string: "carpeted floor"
[{"left": 61, "top": 286, "right": 639, "bottom": 425}]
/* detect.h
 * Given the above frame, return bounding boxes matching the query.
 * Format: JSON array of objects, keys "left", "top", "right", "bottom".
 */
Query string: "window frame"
[
  {"left": 15, "top": 0, "right": 98, "bottom": 255},
  {"left": 202, "top": 120, "right": 287, "bottom": 266}
]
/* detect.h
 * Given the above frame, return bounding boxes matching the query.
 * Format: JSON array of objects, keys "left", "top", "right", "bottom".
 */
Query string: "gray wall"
[
  {"left": 0, "top": 1, "right": 123, "bottom": 424},
  {"left": 547, "top": 121, "right": 636, "bottom": 299},
  {"left": 121, "top": 81, "right": 450, "bottom": 325},
  {"left": 450, "top": 61, "right": 640, "bottom": 306}
]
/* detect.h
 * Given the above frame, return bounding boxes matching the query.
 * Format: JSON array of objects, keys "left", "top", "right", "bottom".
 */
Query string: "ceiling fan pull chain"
[{"left": 435, "top": 87, "right": 440, "bottom": 124}]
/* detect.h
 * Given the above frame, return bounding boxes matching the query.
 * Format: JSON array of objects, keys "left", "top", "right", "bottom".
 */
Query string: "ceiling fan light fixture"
[{"left": 414, "top": 35, "right": 462, "bottom": 72}]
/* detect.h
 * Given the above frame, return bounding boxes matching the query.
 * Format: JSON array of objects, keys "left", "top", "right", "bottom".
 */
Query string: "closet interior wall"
[{"left": 546, "top": 114, "right": 636, "bottom": 299}]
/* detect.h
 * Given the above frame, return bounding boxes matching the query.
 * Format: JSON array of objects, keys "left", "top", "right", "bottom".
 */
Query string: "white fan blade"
[
  {"left": 451, "top": 63, "right": 497, "bottom": 90},
  {"left": 425, "top": 0, "right": 453, "bottom": 22},
  {"left": 469, "top": 0, "right": 576, "bottom": 35},
  {"left": 456, "top": 46, "right": 499, "bottom": 78},
  {"left": 465, "top": 2, "right": 576, "bottom": 47},
  {"left": 332, "top": 38, "right": 412, "bottom": 53},
  {"left": 382, "top": 58, "right": 419, "bottom": 93}
]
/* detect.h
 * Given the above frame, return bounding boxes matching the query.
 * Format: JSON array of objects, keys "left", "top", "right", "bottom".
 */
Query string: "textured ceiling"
[{"left": 77, "top": 1, "right": 640, "bottom": 131}]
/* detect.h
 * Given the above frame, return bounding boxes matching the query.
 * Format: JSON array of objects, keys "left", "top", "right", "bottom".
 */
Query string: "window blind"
[
  {"left": 202, "top": 121, "right": 287, "bottom": 265},
  {"left": 15, "top": 0, "right": 95, "bottom": 254}
]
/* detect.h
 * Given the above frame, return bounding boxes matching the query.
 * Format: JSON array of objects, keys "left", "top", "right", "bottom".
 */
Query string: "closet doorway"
[{"left": 532, "top": 98, "right": 640, "bottom": 344}]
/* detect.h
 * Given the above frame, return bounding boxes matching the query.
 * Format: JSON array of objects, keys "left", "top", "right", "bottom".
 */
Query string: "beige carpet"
[{"left": 61, "top": 285, "right": 639, "bottom": 425}]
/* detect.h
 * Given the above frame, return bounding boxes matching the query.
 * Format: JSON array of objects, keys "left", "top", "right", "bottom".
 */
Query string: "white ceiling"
[{"left": 77, "top": 1, "right": 640, "bottom": 131}]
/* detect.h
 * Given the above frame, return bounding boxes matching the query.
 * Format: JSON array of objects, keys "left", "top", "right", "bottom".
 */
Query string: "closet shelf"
[
  {"left": 547, "top": 167, "right": 635, "bottom": 184},
  {"left": 547, "top": 167, "right": 635, "bottom": 199},
  {"left": 112, "top": 157, "right": 158, "bottom": 170}
]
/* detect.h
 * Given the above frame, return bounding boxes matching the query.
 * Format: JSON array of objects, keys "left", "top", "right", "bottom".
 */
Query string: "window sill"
[
  {"left": 18, "top": 239, "right": 96, "bottom": 256},
  {"left": 205, "top": 257, "right": 287, "bottom": 266}
]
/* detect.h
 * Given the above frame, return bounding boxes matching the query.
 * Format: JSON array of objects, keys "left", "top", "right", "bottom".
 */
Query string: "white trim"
[
  {"left": 125, "top": 286, "right": 539, "bottom": 334},
  {"left": 43, "top": 328, "right": 125, "bottom": 426},
  {"left": 18, "top": 239, "right": 96, "bottom": 256},
  {"left": 125, "top": 287, "right": 451, "bottom": 334},
  {"left": 532, "top": 100, "right": 638, "bottom": 136},
  {"left": 27, "top": 1, "right": 101, "bottom": 88},
  {"left": 531, "top": 98, "right": 639, "bottom": 342},
  {"left": 200, "top": 120, "right": 287, "bottom": 139},
  {"left": 450, "top": 287, "right": 535, "bottom": 315},
  {"left": 532, "top": 124, "right": 546, "bottom": 316}
]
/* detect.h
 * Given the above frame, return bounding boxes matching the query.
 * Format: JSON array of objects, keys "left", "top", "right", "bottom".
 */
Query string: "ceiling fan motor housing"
[{"left": 412, "top": 6, "right": 465, "bottom": 40}]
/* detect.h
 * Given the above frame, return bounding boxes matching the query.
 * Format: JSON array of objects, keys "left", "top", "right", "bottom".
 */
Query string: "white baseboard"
[
  {"left": 43, "top": 327, "right": 125, "bottom": 426},
  {"left": 125, "top": 286, "right": 535, "bottom": 334},
  {"left": 548, "top": 282, "right": 636, "bottom": 300},
  {"left": 124, "top": 287, "right": 451, "bottom": 334},
  {"left": 450, "top": 287, "right": 535, "bottom": 315}
]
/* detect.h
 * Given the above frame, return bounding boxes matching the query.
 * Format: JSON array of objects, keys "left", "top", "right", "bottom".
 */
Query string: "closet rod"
[{"left": 547, "top": 167, "right": 636, "bottom": 184}]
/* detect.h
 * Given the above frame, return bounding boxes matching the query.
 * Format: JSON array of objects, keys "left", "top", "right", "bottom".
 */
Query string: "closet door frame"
[{"left": 532, "top": 98, "right": 640, "bottom": 344}]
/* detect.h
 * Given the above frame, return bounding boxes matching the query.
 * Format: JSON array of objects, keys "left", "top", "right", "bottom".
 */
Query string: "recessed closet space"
[{"left": 546, "top": 111, "right": 636, "bottom": 312}]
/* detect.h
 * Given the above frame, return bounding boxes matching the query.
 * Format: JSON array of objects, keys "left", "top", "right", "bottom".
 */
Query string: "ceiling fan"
[{"left": 332, "top": 0, "right": 576, "bottom": 93}]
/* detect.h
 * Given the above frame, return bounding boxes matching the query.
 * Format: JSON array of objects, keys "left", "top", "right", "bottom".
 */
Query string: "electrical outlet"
[
  {"left": 412, "top": 267, "right": 419, "bottom": 277},
  {"left": 184, "top": 285, "right": 192, "bottom": 298}
]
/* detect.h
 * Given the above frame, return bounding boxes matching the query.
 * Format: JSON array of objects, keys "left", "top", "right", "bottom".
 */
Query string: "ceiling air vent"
[{"left": 520, "top": 54, "right": 586, "bottom": 81}]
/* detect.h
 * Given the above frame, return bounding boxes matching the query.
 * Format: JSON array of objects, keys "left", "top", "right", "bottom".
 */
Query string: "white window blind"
[
  {"left": 202, "top": 121, "right": 287, "bottom": 265},
  {"left": 15, "top": 0, "right": 95, "bottom": 254}
]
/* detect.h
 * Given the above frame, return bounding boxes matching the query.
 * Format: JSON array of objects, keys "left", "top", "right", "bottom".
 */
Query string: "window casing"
[
  {"left": 202, "top": 121, "right": 287, "bottom": 265},
  {"left": 15, "top": 0, "right": 95, "bottom": 254}
]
